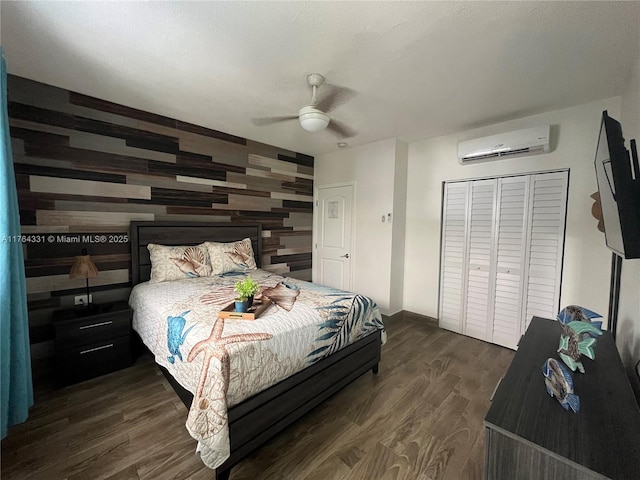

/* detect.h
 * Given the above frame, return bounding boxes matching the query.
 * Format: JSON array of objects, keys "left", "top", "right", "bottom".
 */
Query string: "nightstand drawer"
[
  {"left": 56, "top": 335, "right": 132, "bottom": 385},
  {"left": 55, "top": 310, "right": 131, "bottom": 350}
]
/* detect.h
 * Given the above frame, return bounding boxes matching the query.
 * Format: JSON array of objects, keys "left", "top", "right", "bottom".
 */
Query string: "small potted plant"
[{"left": 234, "top": 276, "right": 260, "bottom": 312}]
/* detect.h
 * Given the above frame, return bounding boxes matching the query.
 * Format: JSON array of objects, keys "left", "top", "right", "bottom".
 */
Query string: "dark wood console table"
[{"left": 484, "top": 316, "right": 640, "bottom": 479}]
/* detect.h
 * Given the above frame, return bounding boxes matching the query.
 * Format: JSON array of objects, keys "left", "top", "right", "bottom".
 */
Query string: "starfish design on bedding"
[{"left": 187, "top": 317, "right": 272, "bottom": 408}]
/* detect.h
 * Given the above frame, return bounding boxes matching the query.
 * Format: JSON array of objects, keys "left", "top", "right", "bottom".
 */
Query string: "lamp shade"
[
  {"left": 298, "top": 106, "right": 329, "bottom": 132},
  {"left": 69, "top": 252, "right": 99, "bottom": 280}
]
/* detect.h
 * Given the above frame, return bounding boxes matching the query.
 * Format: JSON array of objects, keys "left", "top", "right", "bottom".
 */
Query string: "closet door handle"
[{"left": 341, "top": 254, "right": 350, "bottom": 258}]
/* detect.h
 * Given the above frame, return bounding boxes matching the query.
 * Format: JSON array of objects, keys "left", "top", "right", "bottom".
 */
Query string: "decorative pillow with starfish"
[
  {"left": 205, "top": 238, "right": 257, "bottom": 275},
  {"left": 148, "top": 243, "right": 212, "bottom": 283}
]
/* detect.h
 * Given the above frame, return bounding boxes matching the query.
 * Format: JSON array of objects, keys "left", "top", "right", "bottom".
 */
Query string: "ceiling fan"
[{"left": 251, "top": 73, "right": 357, "bottom": 138}]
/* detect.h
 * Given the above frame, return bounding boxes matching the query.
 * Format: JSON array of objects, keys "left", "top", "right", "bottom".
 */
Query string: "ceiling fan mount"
[
  {"left": 251, "top": 73, "right": 357, "bottom": 138},
  {"left": 306, "top": 73, "right": 326, "bottom": 89}
]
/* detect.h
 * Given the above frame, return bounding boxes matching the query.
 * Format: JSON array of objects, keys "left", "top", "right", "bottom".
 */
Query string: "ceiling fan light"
[{"left": 299, "top": 109, "right": 329, "bottom": 132}]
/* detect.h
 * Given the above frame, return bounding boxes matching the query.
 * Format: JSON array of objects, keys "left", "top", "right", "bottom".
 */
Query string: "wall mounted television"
[{"left": 593, "top": 111, "right": 640, "bottom": 259}]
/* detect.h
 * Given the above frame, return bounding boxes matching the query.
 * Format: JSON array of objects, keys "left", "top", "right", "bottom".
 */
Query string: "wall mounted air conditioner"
[{"left": 458, "top": 125, "right": 551, "bottom": 164}]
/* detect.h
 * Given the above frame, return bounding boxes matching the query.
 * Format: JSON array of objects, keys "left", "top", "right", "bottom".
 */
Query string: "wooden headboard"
[{"left": 130, "top": 221, "right": 262, "bottom": 285}]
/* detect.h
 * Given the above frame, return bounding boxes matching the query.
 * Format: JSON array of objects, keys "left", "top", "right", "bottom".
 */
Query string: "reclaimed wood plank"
[{"left": 30, "top": 176, "right": 150, "bottom": 200}]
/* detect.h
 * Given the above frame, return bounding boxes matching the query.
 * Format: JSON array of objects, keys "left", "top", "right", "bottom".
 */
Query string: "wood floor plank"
[
  {"left": 423, "top": 392, "right": 470, "bottom": 441},
  {"left": 1, "top": 313, "right": 514, "bottom": 480},
  {"left": 301, "top": 454, "right": 350, "bottom": 480},
  {"left": 24, "top": 434, "right": 131, "bottom": 480},
  {"left": 423, "top": 412, "right": 478, "bottom": 480},
  {"left": 105, "top": 464, "right": 141, "bottom": 480},
  {"left": 343, "top": 369, "right": 431, "bottom": 426},
  {"left": 380, "top": 401, "right": 437, "bottom": 456},
  {"left": 396, "top": 428, "right": 442, "bottom": 479},
  {"left": 233, "top": 402, "right": 358, "bottom": 479},
  {"left": 458, "top": 433, "right": 485, "bottom": 480},
  {"left": 66, "top": 438, "right": 138, "bottom": 480},
  {"left": 346, "top": 442, "right": 413, "bottom": 480},
  {"left": 135, "top": 436, "right": 211, "bottom": 480},
  {"left": 3, "top": 408, "right": 125, "bottom": 474}
]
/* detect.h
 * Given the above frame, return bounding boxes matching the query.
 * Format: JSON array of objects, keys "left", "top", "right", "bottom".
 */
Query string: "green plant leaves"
[{"left": 234, "top": 276, "right": 259, "bottom": 299}]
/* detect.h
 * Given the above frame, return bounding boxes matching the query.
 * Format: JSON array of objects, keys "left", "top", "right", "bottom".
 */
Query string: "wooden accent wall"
[{"left": 8, "top": 75, "right": 313, "bottom": 361}]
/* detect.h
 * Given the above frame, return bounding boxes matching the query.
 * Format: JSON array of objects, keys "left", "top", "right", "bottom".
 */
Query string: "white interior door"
[{"left": 316, "top": 184, "right": 353, "bottom": 290}]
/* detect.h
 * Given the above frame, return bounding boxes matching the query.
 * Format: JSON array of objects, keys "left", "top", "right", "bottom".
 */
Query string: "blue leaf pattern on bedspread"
[{"left": 307, "top": 292, "right": 383, "bottom": 363}]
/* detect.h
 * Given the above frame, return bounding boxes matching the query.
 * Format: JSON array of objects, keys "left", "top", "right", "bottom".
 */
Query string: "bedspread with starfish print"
[{"left": 129, "top": 269, "right": 384, "bottom": 470}]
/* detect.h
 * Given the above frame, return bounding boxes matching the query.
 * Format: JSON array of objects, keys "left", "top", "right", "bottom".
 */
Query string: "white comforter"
[{"left": 129, "top": 269, "right": 384, "bottom": 469}]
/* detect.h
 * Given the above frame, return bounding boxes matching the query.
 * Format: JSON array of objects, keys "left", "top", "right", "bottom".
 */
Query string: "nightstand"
[{"left": 53, "top": 301, "right": 133, "bottom": 386}]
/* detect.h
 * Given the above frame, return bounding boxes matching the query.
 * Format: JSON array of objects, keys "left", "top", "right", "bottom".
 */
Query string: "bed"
[{"left": 129, "top": 221, "right": 384, "bottom": 480}]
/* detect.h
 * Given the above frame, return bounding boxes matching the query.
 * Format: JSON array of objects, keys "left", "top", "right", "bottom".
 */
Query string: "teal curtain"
[{"left": 1, "top": 48, "right": 33, "bottom": 439}]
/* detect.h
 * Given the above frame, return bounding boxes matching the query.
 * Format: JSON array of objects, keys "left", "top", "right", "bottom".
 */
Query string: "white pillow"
[
  {"left": 204, "top": 238, "right": 257, "bottom": 275},
  {"left": 147, "top": 243, "right": 212, "bottom": 283}
]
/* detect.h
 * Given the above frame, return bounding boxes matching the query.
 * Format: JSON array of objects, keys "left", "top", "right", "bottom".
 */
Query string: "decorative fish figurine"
[
  {"left": 557, "top": 320, "right": 603, "bottom": 373},
  {"left": 542, "top": 357, "right": 580, "bottom": 413},
  {"left": 557, "top": 305, "right": 603, "bottom": 331},
  {"left": 167, "top": 310, "right": 195, "bottom": 364},
  {"left": 262, "top": 282, "right": 300, "bottom": 312},
  {"left": 170, "top": 247, "right": 210, "bottom": 278}
]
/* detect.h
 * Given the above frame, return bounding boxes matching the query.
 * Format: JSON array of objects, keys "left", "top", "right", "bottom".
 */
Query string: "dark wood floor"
[{"left": 1, "top": 314, "right": 514, "bottom": 480}]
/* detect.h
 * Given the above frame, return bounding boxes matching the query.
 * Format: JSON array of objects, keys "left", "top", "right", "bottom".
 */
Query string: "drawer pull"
[
  {"left": 80, "top": 344, "right": 114, "bottom": 355},
  {"left": 79, "top": 321, "right": 113, "bottom": 330}
]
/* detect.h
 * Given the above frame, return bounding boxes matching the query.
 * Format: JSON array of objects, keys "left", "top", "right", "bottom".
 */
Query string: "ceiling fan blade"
[
  {"left": 251, "top": 115, "right": 298, "bottom": 127},
  {"left": 327, "top": 118, "right": 357, "bottom": 138},
  {"left": 316, "top": 85, "right": 356, "bottom": 113}
]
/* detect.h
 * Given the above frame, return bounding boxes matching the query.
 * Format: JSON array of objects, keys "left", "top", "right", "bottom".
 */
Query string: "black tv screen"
[{"left": 593, "top": 111, "right": 640, "bottom": 259}]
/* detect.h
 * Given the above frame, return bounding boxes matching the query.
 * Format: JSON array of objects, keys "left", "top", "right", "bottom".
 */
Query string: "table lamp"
[{"left": 69, "top": 248, "right": 99, "bottom": 313}]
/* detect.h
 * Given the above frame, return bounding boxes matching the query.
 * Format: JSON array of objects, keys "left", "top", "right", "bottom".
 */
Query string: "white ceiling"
[{"left": 2, "top": 1, "right": 639, "bottom": 156}]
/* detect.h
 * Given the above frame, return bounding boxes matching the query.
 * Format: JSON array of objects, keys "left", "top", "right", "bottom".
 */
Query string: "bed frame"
[{"left": 129, "top": 221, "right": 381, "bottom": 480}]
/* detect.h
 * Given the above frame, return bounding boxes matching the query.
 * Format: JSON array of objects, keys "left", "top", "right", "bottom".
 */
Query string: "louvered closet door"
[
  {"left": 439, "top": 170, "right": 568, "bottom": 350},
  {"left": 491, "top": 177, "right": 530, "bottom": 349},
  {"left": 464, "top": 180, "right": 497, "bottom": 342},
  {"left": 439, "top": 182, "right": 469, "bottom": 333},
  {"left": 522, "top": 171, "right": 568, "bottom": 330}
]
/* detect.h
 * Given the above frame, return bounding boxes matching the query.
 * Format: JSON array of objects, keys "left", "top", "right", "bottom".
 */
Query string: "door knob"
[{"left": 341, "top": 253, "right": 350, "bottom": 258}]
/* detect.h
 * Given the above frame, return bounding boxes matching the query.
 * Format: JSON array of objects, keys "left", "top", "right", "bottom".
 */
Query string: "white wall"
[
  {"left": 618, "top": 50, "right": 640, "bottom": 368},
  {"left": 390, "top": 140, "right": 408, "bottom": 314},
  {"left": 314, "top": 138, "right": 407, "bottom": 314},
  {"left": 404, "top": 98, "right": 621, "bottom": 325}
]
